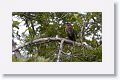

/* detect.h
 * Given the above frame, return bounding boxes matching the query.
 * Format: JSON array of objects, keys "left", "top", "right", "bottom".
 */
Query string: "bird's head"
[
  {"left": 66, "top": 23, "right": 72, "bottom": 27},
  {"left": 66, "top": 23, "right": 74, "bottom": 29}
]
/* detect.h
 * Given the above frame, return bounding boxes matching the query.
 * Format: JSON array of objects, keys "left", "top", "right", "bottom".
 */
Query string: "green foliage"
[
  {"left": 12, "top": 55, "right": 52, "bottom": 62},
  {"left": 12, "top": 21, "right": 20, "bottom": 29},
  {"left": 12, "top": 12, "right": 102, "bottom": 62}
]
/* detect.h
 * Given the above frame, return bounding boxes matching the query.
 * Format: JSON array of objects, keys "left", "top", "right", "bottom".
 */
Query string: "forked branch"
[{"left": 12, "top": 37, "right": 82, "bottom": 52}]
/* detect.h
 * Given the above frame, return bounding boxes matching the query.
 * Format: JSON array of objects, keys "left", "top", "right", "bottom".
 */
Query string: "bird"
[{"left": 65, "top": 23, "right": 76, "bottom": 41}]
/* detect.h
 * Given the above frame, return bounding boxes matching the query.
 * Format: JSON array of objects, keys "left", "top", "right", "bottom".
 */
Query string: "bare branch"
[
  {"left": 57, "top": 39, "right": 65, "bottom": 62},
  {"left": 12, "top": 37, "right": 82, "bottom": 52}
]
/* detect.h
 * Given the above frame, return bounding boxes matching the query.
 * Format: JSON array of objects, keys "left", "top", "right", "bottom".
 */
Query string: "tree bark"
[
  {"left": 57, "top": 39, "right": 65, "bottom": 62},
  {"left": 12, "top": 37, "right": 83, "bottom": 52}
]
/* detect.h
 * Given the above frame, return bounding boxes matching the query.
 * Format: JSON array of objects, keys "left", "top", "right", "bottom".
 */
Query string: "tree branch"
[
  {"left": 12, "top": 37, "right": 82, "bottom": 52},
  {"left": 57, "top": 39, "right": 64, "bottom": 62}
]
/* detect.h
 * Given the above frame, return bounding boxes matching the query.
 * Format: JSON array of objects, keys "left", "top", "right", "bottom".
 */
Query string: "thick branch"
[
  {"left": 57, "top": 39, "right": 64, "bottom": 62},
  {"left": 12, "top": 37, "right": 82, "bottom": 52}
]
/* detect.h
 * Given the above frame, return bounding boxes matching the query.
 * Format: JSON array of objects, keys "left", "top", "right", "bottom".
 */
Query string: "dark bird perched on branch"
[{"left": 65, "top": 23, "right": 76, "bottom": 41}]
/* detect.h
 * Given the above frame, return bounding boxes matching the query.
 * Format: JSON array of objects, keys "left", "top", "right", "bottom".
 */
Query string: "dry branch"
[
  {"left": 57, "top": 39, "right": 65, "bottom": 62},
  {"left": 12, "top": 37, "right": 82, "bottom": 52}
]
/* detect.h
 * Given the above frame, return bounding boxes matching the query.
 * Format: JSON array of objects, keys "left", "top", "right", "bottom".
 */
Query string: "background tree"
[{"left": 12, "top": 12, "right": 102, "bottom": 62}]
